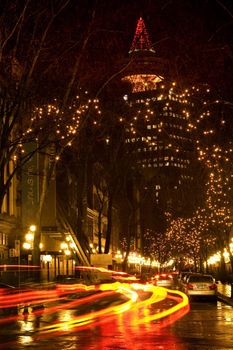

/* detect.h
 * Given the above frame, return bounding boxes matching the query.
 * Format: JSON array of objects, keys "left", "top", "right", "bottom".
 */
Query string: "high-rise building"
[{"left": 121, "top": 18, "right": 197, "bottom": 234}]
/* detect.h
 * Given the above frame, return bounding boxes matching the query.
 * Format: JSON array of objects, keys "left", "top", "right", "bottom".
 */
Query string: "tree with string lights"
[
  {"left": 0, "top": 1, "right": 105, "bottom": 271},
  {"left": 143, "top": 228, "right": 171, "bottom": 267},
  {"left": 161, "top": 84, "right": 233, "bottom": 272},
  {"left": 168, "top": 85, "right": 233, "bottom": 272},
  {"left": 190, "top": 84, "right": 233, "bottom": 273},
  {"left": 162, "top": 208, "right": 216, "bottom": 272}
]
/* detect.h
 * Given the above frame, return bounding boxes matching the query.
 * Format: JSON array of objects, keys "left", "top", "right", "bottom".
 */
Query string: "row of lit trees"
[
  {"left": 192, "top": 86, "right": 233, "bottom": 272},
  {"left": 145, "top": 85, "right": 233, "bottom": 272},
  {"left": 0, "top": 1, "right": 116, "bottom": 268}
]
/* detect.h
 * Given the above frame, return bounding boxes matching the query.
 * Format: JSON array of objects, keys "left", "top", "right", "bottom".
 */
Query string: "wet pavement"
[
  {"left": 0, "top": 284, "right": 233, "bottom": 349},
  {"left": 0, "top": 299, "right": 233, "bottom": 349}
]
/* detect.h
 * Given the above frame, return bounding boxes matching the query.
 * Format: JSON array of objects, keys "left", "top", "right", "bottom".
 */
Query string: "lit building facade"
[
  {"left": 121, "top": 18, "right": 196, "bottom": 236},
  {"left": 0, "top": 159, "right": 18, "bottom": 261}
]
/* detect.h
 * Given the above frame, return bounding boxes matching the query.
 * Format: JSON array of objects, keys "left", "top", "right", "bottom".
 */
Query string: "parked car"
[
  {"left": 178, "top": 271, "right": 193, "bottom": 283},
  {"left": 184, "top": 274, "right": 217, "bottom": 301},
  {"left": 151, "top": 273, "right": 174, "bottom": 288},
  {"left": 178, "top": 271, "right": 196, "bottom": 290}
]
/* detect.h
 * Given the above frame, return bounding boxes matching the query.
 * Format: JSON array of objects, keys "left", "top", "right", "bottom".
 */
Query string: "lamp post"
[
  {"left": 23, "top": 225, "right": 41, "bottom": 282},
  {"left": 32, "top": 225, "right": 43, "bottom": 282}
]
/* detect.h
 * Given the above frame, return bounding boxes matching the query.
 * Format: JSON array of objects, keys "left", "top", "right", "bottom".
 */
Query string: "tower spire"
[{"left": 129, "top": 17, "right": 155, "bottom": 54}]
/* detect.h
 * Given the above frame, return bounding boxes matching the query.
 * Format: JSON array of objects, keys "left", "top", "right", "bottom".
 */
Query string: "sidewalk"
[{"left": 217, "top": 282, "right": 233, "bottom": 306}]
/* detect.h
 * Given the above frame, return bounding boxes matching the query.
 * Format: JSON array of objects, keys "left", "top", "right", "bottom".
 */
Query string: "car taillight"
[
  {"left": 187, "top": 283, "right": 193, "bottom": 290},
  {"left": 152, "top": 274, "right": 159, "bottom": 280},
  {"left": 209, "top": 284, "right": 217, "bottom": 290}
]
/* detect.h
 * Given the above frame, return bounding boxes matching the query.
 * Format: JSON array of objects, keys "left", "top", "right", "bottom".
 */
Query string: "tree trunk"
[
  {"left": 33, "top": 144, "right": 56, "bottom": 280},
  {"left": 76, "top": 156, "right": 89, "bottom": 255},
  {"left": 230, "top": 254, "right": 233, "bottom": 274},
  {"left": 98, "top": 209, "right": 102, "bottom": 253},
  {"left": 122, "top": 207, "right": 134, "bottom": 272},
  {"left": 104, "top": 194, "right": 113, "bottom": 254}
]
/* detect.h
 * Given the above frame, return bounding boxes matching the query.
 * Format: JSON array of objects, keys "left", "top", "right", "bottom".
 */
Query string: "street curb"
[{"left": 217, "top": 293, "right": 233, "bottom": 307}]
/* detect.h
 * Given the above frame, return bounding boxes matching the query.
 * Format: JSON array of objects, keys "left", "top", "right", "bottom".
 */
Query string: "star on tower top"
[{"left": 129, "top": 17, "right": 155, "bottom": 54}]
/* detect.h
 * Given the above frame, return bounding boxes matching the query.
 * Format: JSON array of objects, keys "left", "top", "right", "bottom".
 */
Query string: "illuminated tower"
[
  {"left": 121, "top": 18, "right": 195, "bottom": 232},
  {"left": 129, "top": 16, "right": 155, "bottom": 53}
]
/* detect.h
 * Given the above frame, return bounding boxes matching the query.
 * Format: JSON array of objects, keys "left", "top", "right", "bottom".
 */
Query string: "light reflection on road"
[
  {"left": 1, "top": 301, "right": 232, "bottom": 349},
  {"left": 0, "top": 281, "right": 189, "bottom": 349},
  {"left": 34, "top": 283, "right": 188, "bottom": 335}
]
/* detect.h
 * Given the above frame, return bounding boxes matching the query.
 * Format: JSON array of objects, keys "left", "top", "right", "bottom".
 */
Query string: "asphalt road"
[
  {"left": 0, "top": 292, "right": 233, "bottom": 350},
  {"left": 170, "top": 299, "right": 233, "bottom": 350}
]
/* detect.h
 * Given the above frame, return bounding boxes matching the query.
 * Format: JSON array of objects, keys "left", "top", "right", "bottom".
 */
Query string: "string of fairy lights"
[
  {"left": 15, "top": 90, "right": 102, "bottom": 162},
  {"left": 9, "top": 72, "right": 232, "bottom": 270},
  {"left": 191, "top": 86, "right": 233, "bottom": 267}
]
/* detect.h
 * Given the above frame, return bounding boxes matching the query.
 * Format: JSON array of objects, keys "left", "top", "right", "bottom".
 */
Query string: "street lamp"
[
  {"left": 23, "top": 242, "right": 31, "bottom": 250},
  {"left": 25, "top": 232, "right": 34, "bottom": 242},
  {"left": 29, "top": 225, "right": 36, "bottom": 232}
]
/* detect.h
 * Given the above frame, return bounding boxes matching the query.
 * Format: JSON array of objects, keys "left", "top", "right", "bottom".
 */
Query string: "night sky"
[
  {"left": 1, "top": 0, "right": 232, "bottom": 97},
  {"left": 54, "top": 0, "right": 233, "bottom": 99},
  {"left": 1, "top": 0, "right": 232, "bottom": 121}
]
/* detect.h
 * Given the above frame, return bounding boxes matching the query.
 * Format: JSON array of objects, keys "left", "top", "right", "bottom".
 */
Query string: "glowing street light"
[{"left": 29, "top": 225, "right": 36, "bottom": 232}]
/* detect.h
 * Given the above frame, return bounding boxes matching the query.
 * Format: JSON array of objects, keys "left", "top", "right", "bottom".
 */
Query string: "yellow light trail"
[
  {"left": 37, "top": 282, "right": 138, "bottom": 333},
  {"left": 37, "top": 282, "right": 189, "bottom": 334}
]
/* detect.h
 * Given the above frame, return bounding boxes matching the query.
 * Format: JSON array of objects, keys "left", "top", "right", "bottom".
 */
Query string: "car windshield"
[{"left": 189, "top": 275, "right": 213, "bottom": 283}]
